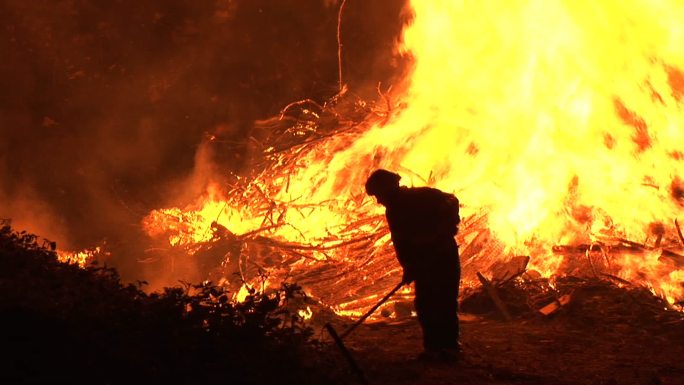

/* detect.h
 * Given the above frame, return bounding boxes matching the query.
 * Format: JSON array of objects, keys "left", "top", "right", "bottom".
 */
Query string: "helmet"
[{"left": 365, "top": 169, "right": 401, "bottom": 196}]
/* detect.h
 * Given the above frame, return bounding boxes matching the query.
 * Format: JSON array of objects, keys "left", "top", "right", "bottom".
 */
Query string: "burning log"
[
  {"left": 490, "top": 255, "right": 530, "bottom": 283},
  {"left": 537, "top": 294, "right": 572, "bottom": 316}
]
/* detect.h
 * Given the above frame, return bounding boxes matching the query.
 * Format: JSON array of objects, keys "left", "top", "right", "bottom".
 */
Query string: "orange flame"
[
  {"left": 57, "top": 247, "right": 101, "bottom": 268},
  {"left": 144, "top": 0, "right": 684, "bottom": 305}
]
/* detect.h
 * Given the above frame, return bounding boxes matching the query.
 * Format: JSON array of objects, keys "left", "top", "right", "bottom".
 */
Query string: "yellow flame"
[
  {"left": 233, "top": 284, "right": 251, "bottom": 303},
  {"left": 144, "top": 0, "right": 684, "bottom": 304},
  {"left": 298, "top": 306, "right": 313, "bottom": 320},
  {"left": 57, "top": 247, "right": 101, "bottom": 268},
  {"left": 396, "top": 0, "right": 684, "bottom": 250}
]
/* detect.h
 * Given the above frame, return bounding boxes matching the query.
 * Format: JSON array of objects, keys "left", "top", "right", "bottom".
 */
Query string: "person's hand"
[{"left": 401, "top": 269, "right": 415, "bottom": 285}]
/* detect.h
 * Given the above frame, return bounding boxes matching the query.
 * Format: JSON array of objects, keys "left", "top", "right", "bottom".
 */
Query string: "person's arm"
[{"left": 391, "top": 234, "right": 417, "bottom": 284}]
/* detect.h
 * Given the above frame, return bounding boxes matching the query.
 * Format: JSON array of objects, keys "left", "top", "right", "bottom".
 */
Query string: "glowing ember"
[
  {"left": 298, "top": 306, "right": 313, "bottom": 320},
  {"left": 144, "top": 0, "right": 684, "bottom": 307}
]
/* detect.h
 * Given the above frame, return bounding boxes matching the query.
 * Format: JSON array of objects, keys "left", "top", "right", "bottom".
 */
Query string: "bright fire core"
[{"left": 144, "top": 0, "right": 684, "bottom": 307}]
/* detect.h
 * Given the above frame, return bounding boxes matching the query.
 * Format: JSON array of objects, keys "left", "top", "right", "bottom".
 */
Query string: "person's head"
[{"left": 365, "top": 169, "right": 401, "bottom": 205}]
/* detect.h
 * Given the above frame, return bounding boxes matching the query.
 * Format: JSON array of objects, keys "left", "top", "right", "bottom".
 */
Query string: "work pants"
[{"left": 413, "top": 240, "right": 460, "bottom": 351}]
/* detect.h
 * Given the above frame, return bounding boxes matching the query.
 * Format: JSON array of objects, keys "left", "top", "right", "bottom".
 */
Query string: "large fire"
[{"left": 143, "top": 0, "right": 684, "bottom": 311}]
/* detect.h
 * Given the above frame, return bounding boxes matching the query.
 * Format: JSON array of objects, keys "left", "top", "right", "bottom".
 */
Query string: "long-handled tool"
[
  {"left": 324, "top": 281, "right": 405, "bottom": 385},
  {"left": 339, "top": 280, "right": 405, "bottom": 339},
  {"left": 325, "top": 323, "right": 370, "bottom": 385}
]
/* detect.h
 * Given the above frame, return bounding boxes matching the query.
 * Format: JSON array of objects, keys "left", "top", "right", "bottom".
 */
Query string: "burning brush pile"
[
  {"left": 140, "top": 90, "right": 409, "bottom": 316},
  {"left": 138, "top": 1, "right": 684, "bottom": 322},
  {"left": 136, "top": 89, "right": 684, "bottom": 323}
]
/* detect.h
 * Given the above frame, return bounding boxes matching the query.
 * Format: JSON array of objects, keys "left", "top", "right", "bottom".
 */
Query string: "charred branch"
[
  {"left": 477, "top": 272, "right": 513, "bottom": 321},
  {"left": 676, "top": 219, "right": 684, "bottom": 247}
]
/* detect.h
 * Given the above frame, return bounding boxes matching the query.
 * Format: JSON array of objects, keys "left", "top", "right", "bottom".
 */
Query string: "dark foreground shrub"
[{"left": 0, "top": 225, "right": 334, "bottom": 385}]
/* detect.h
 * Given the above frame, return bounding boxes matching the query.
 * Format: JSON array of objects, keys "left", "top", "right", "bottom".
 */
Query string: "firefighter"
[{"left": 365, "top": 169, "right": 461, "bottom": 361}]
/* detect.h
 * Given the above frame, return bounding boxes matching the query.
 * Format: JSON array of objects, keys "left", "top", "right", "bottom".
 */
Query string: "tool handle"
[
  {"left": 340, "top": 281, "right": 404, "bottom": 339},
  {"left": 325, "top": 323, "right": 369, "bottom": 385}
]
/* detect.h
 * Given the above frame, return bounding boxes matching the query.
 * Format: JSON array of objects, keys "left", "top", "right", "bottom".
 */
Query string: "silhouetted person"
[{"left": 365, "top": 169, "right": 461, "bottom": 361}]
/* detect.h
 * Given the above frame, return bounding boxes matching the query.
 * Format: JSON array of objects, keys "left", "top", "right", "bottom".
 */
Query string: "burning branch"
[
  {"left": 337, "top": 0, "right": 347, "bottom": 92},
  {"left": 279, "top": 99, "right": 324, "bottom": 121}
]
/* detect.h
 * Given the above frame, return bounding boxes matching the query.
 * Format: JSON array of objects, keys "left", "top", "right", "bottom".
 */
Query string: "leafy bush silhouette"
[{"left": 0, "top": 225, "right": 333, "bottom": 385}]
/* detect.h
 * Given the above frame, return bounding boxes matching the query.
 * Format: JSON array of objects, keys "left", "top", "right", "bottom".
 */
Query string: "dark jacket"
[{"left": 385, "top": 186, "right": 460, "bottom": 279}]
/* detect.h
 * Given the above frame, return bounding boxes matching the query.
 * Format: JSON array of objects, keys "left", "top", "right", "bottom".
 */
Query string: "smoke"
[{"left": 0, "top": 0, "right": 409, "bottom": 280}]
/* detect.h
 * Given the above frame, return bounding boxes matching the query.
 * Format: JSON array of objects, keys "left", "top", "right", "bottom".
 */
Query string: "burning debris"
[
  {"left": 141, "top": 90, "right": 407, "bottom": 312},
  {"left": 462, "top": 274, "right": 684, "bottom": 322}
]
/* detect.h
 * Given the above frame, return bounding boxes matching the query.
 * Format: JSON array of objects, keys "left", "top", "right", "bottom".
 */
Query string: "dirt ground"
[{"left": 322, "top": 305, "right": 684, "bottom": 385}]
